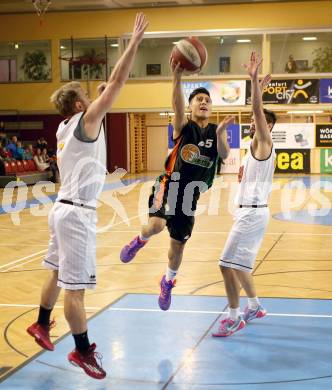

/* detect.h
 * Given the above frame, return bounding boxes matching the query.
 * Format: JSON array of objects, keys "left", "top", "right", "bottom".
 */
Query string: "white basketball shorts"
[
  {"left": 219, "top": 207, "right": 270, "bottom": 273},
  {"left": 43, "top": 202, "right": 97, "bottom": 290}
]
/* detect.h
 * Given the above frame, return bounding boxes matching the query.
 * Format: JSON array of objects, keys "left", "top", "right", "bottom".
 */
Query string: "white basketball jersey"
[
  {"left": 235, "top": 142, "right": 276, "bottom": 206},
  {"left": 56, "top": 112, "right": 106, "bottom": 207}
]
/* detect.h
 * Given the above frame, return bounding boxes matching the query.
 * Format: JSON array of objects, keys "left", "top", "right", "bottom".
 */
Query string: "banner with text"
[
  {"left": 320, "top": 149, "right": 332, "bottom": 174},
  {"left": 246, "top": 79, "right": 319, "bottom": 104},
  {"left": 275, "top": 149, "right": 311, "bottom": 174},
  {"left": 220, "top": 149, "right": 241, "bottom": 173},
  {"left": 316, "top": 124, "right": 332, "bottom": 147},
  {"left": 183, "top": 80, "right": 246, "bottom": 106},
  {"left": 227, "top": 123, "right": 240, "bottom": 149},
  {"left": 240, "top": 123, "right": 314, "bottom": 149},
  {"left": 319, "top": 79, "right": 332, "bottom": 103}
]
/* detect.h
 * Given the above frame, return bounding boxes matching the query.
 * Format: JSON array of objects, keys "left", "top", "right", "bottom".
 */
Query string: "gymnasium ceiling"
[{"left": 0, "top": 0, "right": 327, "bottom": 14}]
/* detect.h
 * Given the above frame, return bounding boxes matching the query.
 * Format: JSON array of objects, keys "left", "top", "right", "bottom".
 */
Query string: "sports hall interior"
[{"left": 0, "top": 0, "right": 332, "bottom": 388}]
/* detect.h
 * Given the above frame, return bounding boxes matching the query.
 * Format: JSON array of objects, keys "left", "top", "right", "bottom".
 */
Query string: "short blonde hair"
[{"left": 50, "top": 81, "right": 82, "bottom": 117}]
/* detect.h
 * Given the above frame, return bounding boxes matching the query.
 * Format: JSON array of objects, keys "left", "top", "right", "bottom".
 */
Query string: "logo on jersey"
[
  {"left": 181, "top": 144, "right": 213, "bottom": 168},
  {"left": 57, "top": 142, "right": 65, "bottom": 152}
]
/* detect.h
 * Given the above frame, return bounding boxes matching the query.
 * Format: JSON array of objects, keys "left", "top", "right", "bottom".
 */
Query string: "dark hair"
[
  {"left": 188, "top": 87, "right": 210, "bottom": 103},
  {"left": 263, "top": 109, "right": 277, "bottom": 127}
]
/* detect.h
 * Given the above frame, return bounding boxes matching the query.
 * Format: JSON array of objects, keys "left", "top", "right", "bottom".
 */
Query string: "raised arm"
[
  {"left": 216, "top": 115, "right": 233, "bottom": 159},
  {"left": 171, "top": 60, "right": 188, "bottom": 139},
  {"left": 244, "top": 52, "right": 272, "bottom": 145},
  {"left": 83, "top": 13, "right": 149, "bottom": 139}
]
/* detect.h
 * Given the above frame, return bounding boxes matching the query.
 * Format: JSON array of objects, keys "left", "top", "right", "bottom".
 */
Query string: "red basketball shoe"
[{"left": 68, "top": 343, "right": 106, "bottom": 380}]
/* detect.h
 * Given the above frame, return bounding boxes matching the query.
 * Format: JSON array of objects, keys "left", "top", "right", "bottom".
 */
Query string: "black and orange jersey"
[{"left": 159, "top": 119, "right": 219, "bottom": 191}]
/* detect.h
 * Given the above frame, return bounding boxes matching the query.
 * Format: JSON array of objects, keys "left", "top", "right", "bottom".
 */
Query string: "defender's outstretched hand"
[
  {"left": 131, "top": 13, "right": 149, "bottom": 45},
  {"left": 243, "top": 51, "right": 262, "bottom": 79},
  {"left": 260, "top": 74, "right": 271, "bottom": 93}
]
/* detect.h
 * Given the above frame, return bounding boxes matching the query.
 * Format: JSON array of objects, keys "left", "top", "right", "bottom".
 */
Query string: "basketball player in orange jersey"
[
  {"left": 120, "top": 58, "right": 232, "bottom": 310},
  {"left": 212, "top": 52, "right": 277, "bottom": 337},
  {"left": 26, "top": 13, "right": 148, "bottom": 379}
]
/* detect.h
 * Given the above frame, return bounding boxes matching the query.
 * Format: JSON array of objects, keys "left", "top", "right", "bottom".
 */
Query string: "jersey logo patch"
[
  {"left": 57, "top": 142, "right": 65, "bottom": 152},
  {"left": 181, "top": 144, "right": 213, "bottom": 168}
]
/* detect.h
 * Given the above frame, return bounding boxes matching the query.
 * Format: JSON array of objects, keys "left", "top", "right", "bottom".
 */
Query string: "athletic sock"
[
  {"left": 248, "top": 297, "right": 260, "bottom": 310},
  {"left": 139, "top": 234, "right": 149, "bottom": 242},
  {"left": 37, "top": 306, "right": 52, "bottom": 326},
  {"left": 73, "top": 331, "right": 90, "bottom": 354},
  {"left": 229, "top": 307, "right": 241, "bottom": 320},
  {"left": 165, "top": 266, "right": 177, "bottom": 282}
]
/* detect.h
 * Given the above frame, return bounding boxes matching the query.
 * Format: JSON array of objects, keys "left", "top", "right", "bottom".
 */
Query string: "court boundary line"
[
  {"left": 1, "top": 304, "right": 332, "bottom": 318},
  {"left": 0, "top": 250, "right": 47, "bottom": 271}
]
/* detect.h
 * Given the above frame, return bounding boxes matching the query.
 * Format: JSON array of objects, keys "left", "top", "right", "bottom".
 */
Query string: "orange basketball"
[{"left": 170, "top": 37, "right": 207, "bottom": 73}]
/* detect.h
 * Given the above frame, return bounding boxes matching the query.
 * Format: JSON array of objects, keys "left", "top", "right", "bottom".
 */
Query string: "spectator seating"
[{"left": 0, "top": 159, "right": 52, "bottom": 187}]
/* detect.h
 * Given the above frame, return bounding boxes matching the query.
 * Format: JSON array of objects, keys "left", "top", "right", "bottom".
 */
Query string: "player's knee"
[
  {"left": 65, "top": 289, "right": 85, "bottom": 301},
  {"left": 150, "top": 220, "right": 165, "bottom": 235}
]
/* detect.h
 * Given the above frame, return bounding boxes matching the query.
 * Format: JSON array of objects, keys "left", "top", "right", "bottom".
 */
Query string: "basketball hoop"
[{"left": 32, "top": 0, "right": 52, "bottom": 26}]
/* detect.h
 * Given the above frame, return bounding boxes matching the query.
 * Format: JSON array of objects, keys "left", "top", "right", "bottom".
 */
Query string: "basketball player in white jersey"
[
  {"left": 213, "top": 52, "right": 277, "bottom": 337},
  {"left": 26, "top": 13, "right": 148, "bottom": 379}
]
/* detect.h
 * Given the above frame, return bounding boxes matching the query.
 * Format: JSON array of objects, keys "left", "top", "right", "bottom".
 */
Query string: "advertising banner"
[
  {"left": 319, "top": 79, "right": 332, "bottom": 103},
  {"left": 316, "top": 124, "right": 332, "bottom": 147},
  {"left": 240, "top": 123, "right": 314, "bottom": 149},
  {"left": 226, "top": 123, "right": 240, "bottom": 149},
  {"left": 240, "top": 124, "right": 251, "bottom": 149},
  {"left": 272, "top": 123, "right": 315, "bottom": 149},
  {"left": 246, "top": 79, "right": 319, "bottom": 104},
  {"left": 220, "top": 149, "right": 241, "bottom": 173},
  {"left": 320, "top": 149, "right": 332, "bottom": 174},
  {"left": 275, "top": 149, "right": 311, "bottom": 173},
  {"left": 182, "top": 80, "right": 246, "bottom": 106}
]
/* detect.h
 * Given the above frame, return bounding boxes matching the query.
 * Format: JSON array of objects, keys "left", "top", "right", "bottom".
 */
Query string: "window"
[
  {"left": 60, "top": 38, "right": 105, "bottom": 81},
  {"left": 0, "top": 40, "right": 51, "bottom": 82},
  {"left": 126, "top": 34, "right": 263, "bottom": 78},
  {"left": 270, "top": 32, "right": 332, "bottom": 74}
]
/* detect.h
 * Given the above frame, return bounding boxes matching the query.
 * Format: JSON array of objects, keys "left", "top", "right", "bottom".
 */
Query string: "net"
[{"left": 32, "top": 0, "right": 52, "bottom": 26}]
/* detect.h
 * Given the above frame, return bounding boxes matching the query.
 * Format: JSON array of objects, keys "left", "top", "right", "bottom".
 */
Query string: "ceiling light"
[
  {"left": 287, "top": 110, "right": 324, "bottom": 114},
  {"left": 60, "top": 45, "right": 66, "bottom": 49},
  {"left": 236, "top": 39, "right": 251, "bottom": 43},
  {"left": 172, "top": 41, "right": 179, "bottom": 45},
  {"left": 302, "top": 37, "right": 317, "bottom": 41},
  {"left": 110, "top": 43, "right": 119, "bottom": 47},
  {"left": 14, "top": 43, "right": 19, "bottom": 49}
]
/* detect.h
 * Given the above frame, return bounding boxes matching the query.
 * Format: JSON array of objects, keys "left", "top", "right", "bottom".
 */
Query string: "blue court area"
[{"left": 2, "top": 294, "right": 332, "bottom": 389}]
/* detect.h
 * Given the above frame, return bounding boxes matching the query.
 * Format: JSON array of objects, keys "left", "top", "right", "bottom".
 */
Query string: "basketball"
[{"left": 170, "top": 37, "right": 207, "bottom": 73}]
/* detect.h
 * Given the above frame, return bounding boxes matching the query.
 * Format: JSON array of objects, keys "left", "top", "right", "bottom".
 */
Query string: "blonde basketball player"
[
  {"left": 26, "top": 13, "right": 148, "bottom": 379},
  {"left": 213, "top": 52, "right": 277, "bottom": 337}
]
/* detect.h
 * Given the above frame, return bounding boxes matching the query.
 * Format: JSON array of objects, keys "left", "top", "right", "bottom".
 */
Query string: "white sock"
[
  {"left": 139, "top": 233, "right": 149, "bottom": 242},
  {"left": 229, "top": 307, "right": 240, "bottom": 320},
  {"left": 165, "top": 266, "right": 177, "bottom": 281},
  {"left": 248, "top": 297, "right": 260, "bottom": 310}
]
